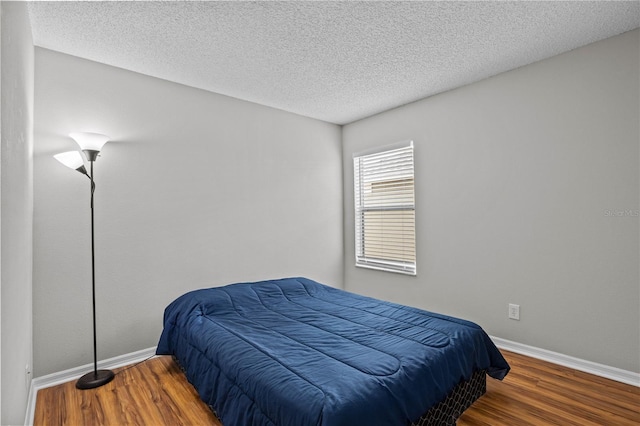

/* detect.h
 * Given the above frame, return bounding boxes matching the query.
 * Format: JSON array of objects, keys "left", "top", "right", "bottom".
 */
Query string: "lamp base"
[{"left": 76, "top": 369, "right": 115, "bottom": 390}]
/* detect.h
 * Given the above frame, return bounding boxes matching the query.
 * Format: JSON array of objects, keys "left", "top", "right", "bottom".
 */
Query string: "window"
[{"left": 353, "top": 141, "right": 416, "bottom": 275}]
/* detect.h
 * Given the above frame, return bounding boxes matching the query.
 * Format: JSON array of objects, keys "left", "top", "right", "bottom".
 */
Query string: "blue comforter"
[{"left": 157, "top": 277, "right": 509, "bottom": 426}]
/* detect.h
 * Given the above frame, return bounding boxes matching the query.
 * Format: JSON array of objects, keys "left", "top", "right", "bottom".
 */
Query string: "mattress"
[{"left": 157, "top": 277, "right": 509, "bottom": 425}]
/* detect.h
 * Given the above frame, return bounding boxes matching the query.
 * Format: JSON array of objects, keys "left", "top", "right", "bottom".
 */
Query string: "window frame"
[{"left": 353, "top": 140, "right": 416, "bottom": 276}]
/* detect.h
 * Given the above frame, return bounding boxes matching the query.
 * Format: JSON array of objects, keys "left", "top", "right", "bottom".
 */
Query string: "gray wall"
[
  {"left": 33, "top": 49, "right": 343, "bottom": 377},
  {"left": 343, "top": 30, "right": 639, "bottom": 373},
  {"left": 1, "top": 1, "right": 34, "bottom": 424}
]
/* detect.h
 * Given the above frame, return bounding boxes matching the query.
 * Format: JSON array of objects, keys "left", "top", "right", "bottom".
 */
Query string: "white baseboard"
[
  {"left": 24, "top": 346, "right": 157, "bottom": 426},
  {"left": 491, "top": 336, "right": 640, "bottom": 387}
]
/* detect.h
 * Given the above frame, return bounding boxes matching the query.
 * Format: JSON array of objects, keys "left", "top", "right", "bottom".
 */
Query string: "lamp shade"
[
  {"left": 69, "top": 132, "right": 109, "bottom": 152},
  {"left": 54, "top": 151, "right": 86, "bottom": 171}
]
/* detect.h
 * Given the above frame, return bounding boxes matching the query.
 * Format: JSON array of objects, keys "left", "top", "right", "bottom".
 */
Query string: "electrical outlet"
[{"left": 508, "top": 304, "right": 520, "bottom": 320}]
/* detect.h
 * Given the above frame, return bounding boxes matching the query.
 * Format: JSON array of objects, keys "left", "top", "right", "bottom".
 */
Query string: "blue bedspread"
[{"left": 157, "top": 277, "right": 509, "bottom": 426}]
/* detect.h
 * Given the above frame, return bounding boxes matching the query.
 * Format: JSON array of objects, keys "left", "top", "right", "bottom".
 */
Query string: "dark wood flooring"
[{"left": 34, "top": 350, "right": 640, "bottom": 425}]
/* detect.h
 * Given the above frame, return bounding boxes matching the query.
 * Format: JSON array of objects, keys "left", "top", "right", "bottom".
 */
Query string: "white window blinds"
[{"left": 353, "top": 141, "right": 416, "bottom": 275}]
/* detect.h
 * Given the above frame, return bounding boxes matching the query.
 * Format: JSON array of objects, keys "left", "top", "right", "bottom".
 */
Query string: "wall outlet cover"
[{"left": 509, "top": 303, "right": 520, "bottom": 320}]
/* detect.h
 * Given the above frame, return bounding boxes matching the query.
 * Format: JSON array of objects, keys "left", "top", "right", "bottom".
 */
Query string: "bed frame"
[{"left": 412, "top": 369, "right": 487, "bottom": 425}]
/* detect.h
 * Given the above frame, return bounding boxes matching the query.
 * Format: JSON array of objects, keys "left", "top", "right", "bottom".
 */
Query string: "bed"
[{"left": 157, "top": 277, "right": 509, "bottom": 425}]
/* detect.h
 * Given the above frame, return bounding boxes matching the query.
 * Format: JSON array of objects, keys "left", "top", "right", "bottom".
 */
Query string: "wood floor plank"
[
  {"left": 34, "top": 356, "right": 221, "bottom": 426},
  {"left": 458, "top": 351, "right": 640, "bottom": 426},
  {"left": 34, "top": 350, "right": 639, "bottom": 425}
]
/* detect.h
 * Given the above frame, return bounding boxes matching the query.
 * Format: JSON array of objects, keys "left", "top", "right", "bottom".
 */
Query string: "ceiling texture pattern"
[{"left": 28, "top": 1, "right": 640, "bottom": 124}]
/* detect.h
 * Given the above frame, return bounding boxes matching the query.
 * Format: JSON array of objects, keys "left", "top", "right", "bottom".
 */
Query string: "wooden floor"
[{"left": 34, "top": 350, "right": 639, "bottom": 426}]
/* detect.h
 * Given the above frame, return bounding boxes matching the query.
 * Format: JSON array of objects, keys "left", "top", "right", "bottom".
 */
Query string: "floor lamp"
[{"left": 54, "top": 132, "right": 115, "bottom": 390}]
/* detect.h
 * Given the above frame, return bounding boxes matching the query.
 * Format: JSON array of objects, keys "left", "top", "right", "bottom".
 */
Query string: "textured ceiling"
[{"left": 28, "top": 1, "right": 640, "bottom": 125}]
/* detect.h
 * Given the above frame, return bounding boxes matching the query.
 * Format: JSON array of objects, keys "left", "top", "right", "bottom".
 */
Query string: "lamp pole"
[{"left": 75, "top": 148, "right": 115, "bottom": 390}]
